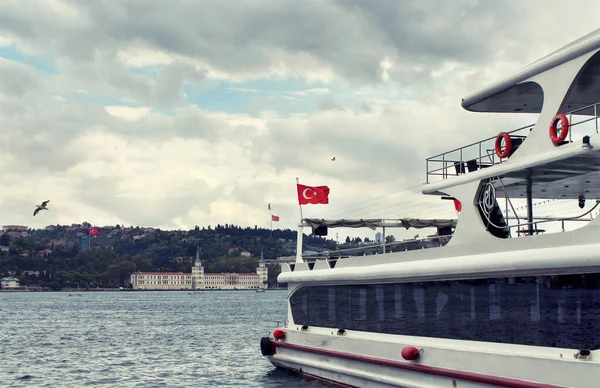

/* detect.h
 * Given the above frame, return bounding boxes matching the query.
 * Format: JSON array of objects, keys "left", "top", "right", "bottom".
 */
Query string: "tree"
[
  {"left": 103, "top": 261, "right": 136, "bottom": 287},
  {"left": 0, "top": 233, "right": 10, "bottom": 246},
  {"left": 0, "top": 223, "right": 338, "bottom": 289}
]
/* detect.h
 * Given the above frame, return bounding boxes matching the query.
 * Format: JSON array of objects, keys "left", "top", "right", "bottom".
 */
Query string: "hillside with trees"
[{"left": 0, "top": 223, "right": 338, "bottom": 291}]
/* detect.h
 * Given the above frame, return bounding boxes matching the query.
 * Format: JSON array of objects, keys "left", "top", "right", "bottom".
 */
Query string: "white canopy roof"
[
  {"left": 302, "top": 218, "right": 457, "bottom": 232},
  {"left": 461, "top": 28, "right": 600, "bottom": 114}
]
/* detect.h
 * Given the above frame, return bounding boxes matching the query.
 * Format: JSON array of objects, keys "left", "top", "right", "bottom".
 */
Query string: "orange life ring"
[
  {"left": 495, "top": 132, "right": 512, "bottom": 159},
  {"left": 549, "top": 114, "right": 569, "bottom": 145}
]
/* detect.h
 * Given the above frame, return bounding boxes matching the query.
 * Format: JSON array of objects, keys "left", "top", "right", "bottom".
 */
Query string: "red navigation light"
[
  {"left": 401, "top": 346, "right": 421, "bottom": 360},
  {"left": 273, "top": 329, "right": 286, "bottom": 340}
]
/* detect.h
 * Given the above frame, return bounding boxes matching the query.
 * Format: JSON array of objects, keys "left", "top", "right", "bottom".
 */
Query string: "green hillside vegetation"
[{"left": 0, "top": 223, "right": 337, "bottom": 290}]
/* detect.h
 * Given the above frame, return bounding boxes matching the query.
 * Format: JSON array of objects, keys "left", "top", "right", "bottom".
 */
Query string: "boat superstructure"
[{"left": 260, "top": 29, "right": 600, "bottom": 388}]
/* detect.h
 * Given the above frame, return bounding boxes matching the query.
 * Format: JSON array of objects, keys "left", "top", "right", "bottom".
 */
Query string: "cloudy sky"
[{"left": 0, "top": 0, "right": 599, "bottom": 238}]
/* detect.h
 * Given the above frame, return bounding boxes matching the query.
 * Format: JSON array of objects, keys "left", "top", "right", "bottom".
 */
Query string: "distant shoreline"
[
  {"left": 0, "top": 288, "right": 287, "bottom": 292},
  {"left": 119, "top": 288, "right": 288, "bottom": 292}
]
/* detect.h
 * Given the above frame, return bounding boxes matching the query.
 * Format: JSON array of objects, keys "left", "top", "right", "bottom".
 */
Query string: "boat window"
[
  {"left": 350, "top": 287, "right": 367, "bottom": 321},
  {"left": 289, "top": 273, "right": 600, "bottom": 350},
  {"left": 375, "top": 285, "right": 384, "bottom": 321}
]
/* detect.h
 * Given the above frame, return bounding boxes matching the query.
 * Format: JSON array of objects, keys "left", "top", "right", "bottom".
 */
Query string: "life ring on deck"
[
  {"left": 549, "top": 114, "right": 569, "bottom": 145},
  {"left": 495, "top": 132, "right": 512, "bottom": 159}
]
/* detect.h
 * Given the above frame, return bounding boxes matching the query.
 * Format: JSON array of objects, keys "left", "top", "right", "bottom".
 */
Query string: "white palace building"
[{"left": 130, "top": 249, "right": 268, "bottom": 290}]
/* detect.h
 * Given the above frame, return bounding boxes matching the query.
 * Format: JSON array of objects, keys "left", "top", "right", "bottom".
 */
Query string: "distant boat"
[{"left": 256, "top": 289, "right": 265, "bottom": 293}]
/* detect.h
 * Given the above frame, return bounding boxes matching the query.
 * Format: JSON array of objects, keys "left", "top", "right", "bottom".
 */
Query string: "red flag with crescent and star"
[
  {"left": 297, "top": 184, "right": 330, "bottom": 205},
  {"left": 89, "top": 227, "right": 99, "bottom": 236}
]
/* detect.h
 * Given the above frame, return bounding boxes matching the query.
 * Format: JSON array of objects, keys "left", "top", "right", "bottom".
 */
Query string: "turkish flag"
[
  {"left": 453, "top": 199, "right": 462, "bottom": 212},
  {"left": 89, "top": 227, "right": 99, "bottom": 236},
  {"left": 297, "top": 184, "right": 330, "bottom": 205},
  {"left": 271, "top": 215, "right": 280, "bottom": 222}
]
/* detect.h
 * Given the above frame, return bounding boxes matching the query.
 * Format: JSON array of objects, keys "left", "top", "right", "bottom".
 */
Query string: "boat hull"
[{"left": 262, "top": 328, "right": 597, "bottom": 388}]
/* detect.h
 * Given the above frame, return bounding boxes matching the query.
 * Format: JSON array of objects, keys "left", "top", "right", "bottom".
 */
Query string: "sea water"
[{"left": 0, "top": 290, "right": 323, "bottom": 387}]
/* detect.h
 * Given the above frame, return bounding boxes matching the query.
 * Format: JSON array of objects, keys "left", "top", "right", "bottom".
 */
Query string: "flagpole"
[
  {"left": 295, "top": 177, "right": 304, "bottom": 263},
  {"left": 296, "top": 177, "right": 304, "bottom": 222}
]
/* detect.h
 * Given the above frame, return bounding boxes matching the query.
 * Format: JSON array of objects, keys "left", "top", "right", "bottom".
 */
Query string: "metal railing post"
[
  {"left": 595, "top": 104, "right": 598, "bottom": 134},
  {"left": 569, "top": 113, "right": 572, "bottom": 142},
  {"left": 442, "top": 154, "right": 446, "bottom": 179}
]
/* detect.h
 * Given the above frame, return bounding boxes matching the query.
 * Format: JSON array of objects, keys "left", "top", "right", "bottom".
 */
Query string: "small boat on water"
[{"left": 261, "top": 28, "right": 600, "bottom": 387}]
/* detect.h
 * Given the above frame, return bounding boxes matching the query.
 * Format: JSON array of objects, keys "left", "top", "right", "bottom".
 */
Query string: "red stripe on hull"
[
  {"left": 272, "top": 341, "right": 568, "bottom": 388},
  {"left": 278, "top": 365, "right": 359, "bottom": 388}
]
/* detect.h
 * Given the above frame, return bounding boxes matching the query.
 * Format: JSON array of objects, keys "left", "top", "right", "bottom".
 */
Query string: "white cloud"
[
  {"left": 0, "top": 0, "right": 598, "bottom": 241},
  {"left": 0, "top": 35, "right": 13, "bottom": 46},
  {"left": 104, "top": 105, "right": 152, "bottom": 122},
  {"left": 288, "top": 88, "right": 331, "bottom": 97},
  {"left": 116, "top": 46, "right": 176, "bottom": 69},
  {"left": 227, "top": 87, "right": 261, "bottom": 93}
]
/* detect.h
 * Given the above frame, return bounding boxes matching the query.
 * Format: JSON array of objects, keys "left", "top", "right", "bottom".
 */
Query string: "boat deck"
[{"left": 425, "top": 101, "right": 600, "bottom": 184}]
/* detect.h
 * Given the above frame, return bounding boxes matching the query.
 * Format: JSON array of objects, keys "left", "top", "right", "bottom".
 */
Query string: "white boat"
[{"left": 260, "top": 29, "right": 600, "bottom": 388}]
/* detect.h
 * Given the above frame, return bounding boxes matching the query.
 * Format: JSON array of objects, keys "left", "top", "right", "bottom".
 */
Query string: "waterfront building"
[
  {"left": 130, "top": 248, "right": 268, "bottom": 290},
  {"left": 1, "top": 277, "right": 20, "bottom": 289}
]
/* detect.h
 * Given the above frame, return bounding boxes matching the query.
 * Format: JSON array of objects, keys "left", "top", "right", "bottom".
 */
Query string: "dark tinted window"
[{"left": 289, "top": 274, "right": 600, "bottom": 349}]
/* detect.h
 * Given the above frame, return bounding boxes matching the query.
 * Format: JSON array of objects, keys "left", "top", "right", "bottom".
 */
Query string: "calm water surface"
[{"left": 0, "top": 290, "right": 326, "bottom": 387}]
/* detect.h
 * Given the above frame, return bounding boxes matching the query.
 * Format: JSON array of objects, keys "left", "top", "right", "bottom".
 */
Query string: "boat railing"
[
  {"left": 425, "top": 124, "right": 532, "bottom": 183},
  {"left": 273, "top": 208, "right": 599, "bottom": 267},
  {"left": 278, "top": 235, "right": 453, "bottom": 263},
  {"left": 425, "top": 101, "right": 600, "bottom": 183},
  {"left": 480, "top": 199, "right": 600, "bottom": 236}
]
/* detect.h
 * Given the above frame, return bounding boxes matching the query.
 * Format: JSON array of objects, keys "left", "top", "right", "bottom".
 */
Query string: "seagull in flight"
[
  {"left": 33, "top": 200, "right": 50, "bottom": 216},
  {"left": 331, "top": 156, "right": 336, "bottom": 161}
]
